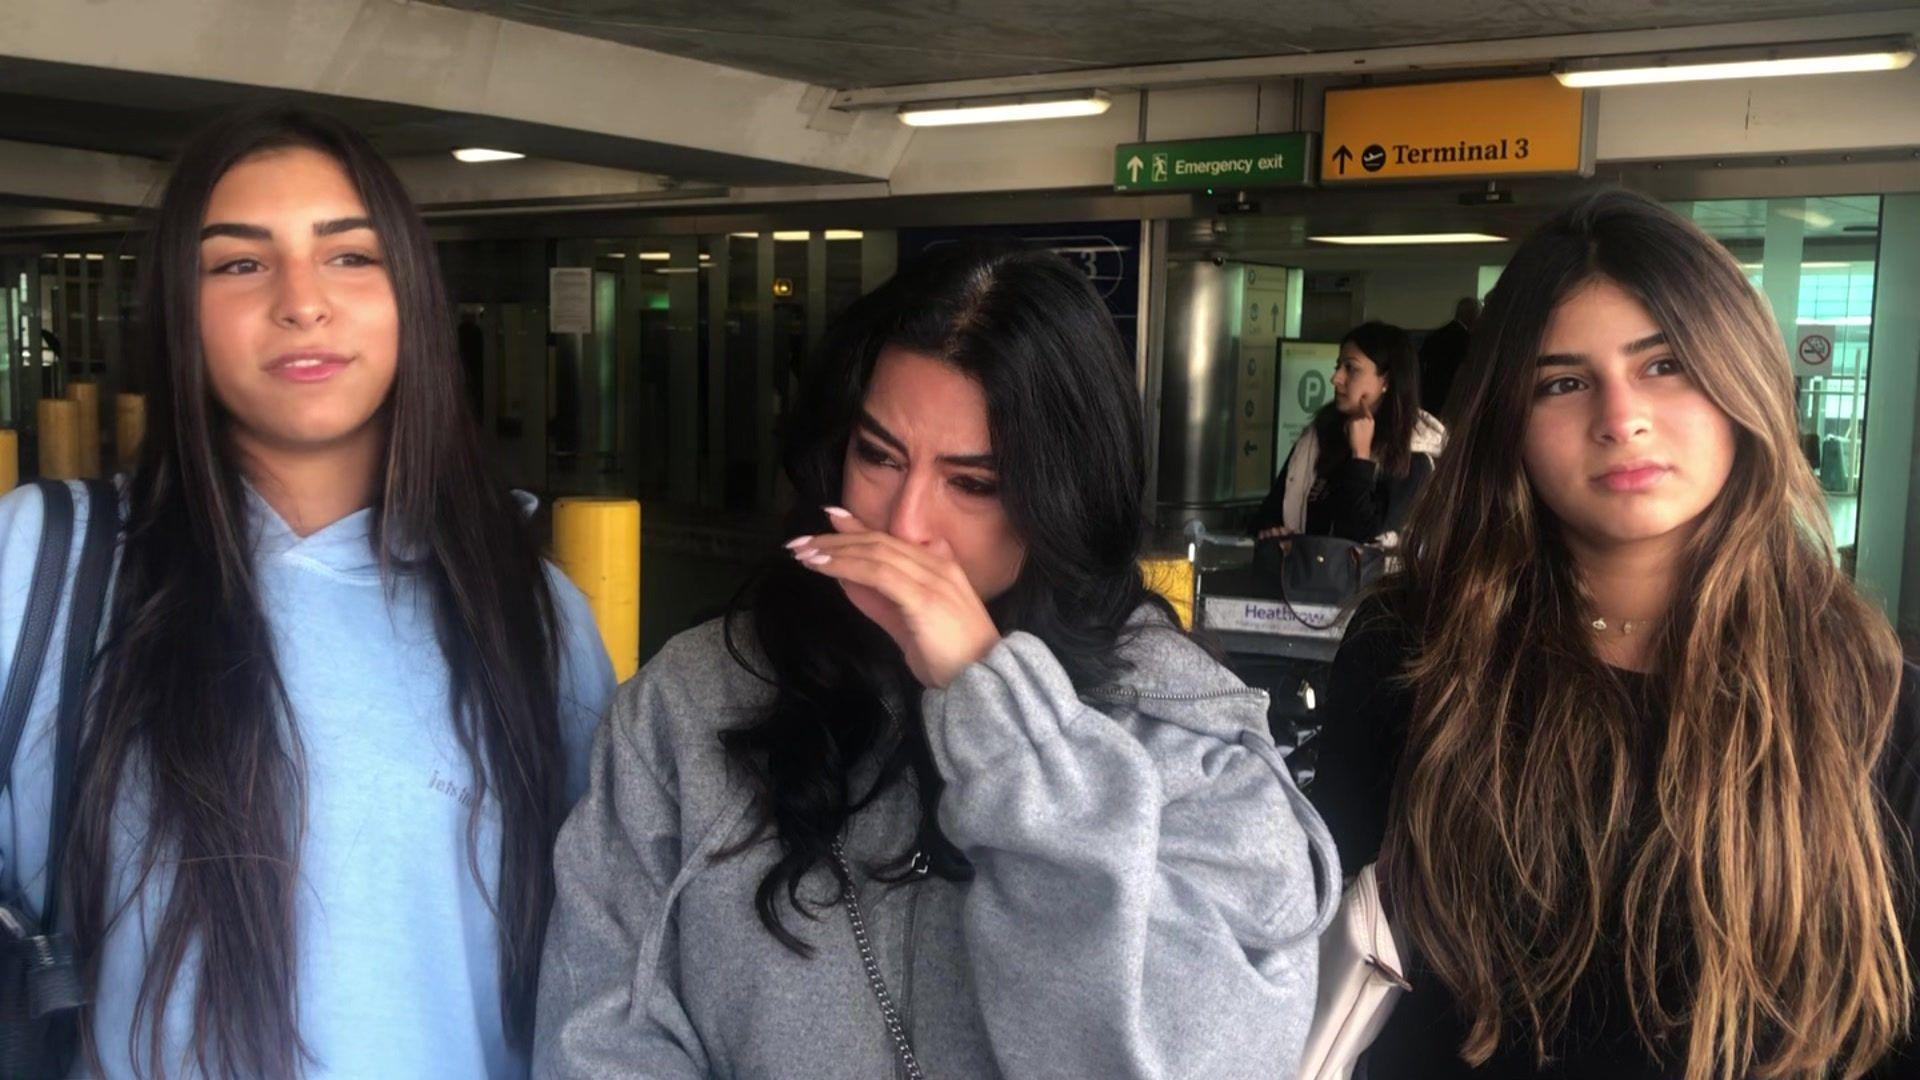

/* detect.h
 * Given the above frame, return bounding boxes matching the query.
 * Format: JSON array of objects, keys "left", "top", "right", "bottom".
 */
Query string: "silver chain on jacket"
[{"left": 829, "top": 835, "right": 927, "bottom": 1080}]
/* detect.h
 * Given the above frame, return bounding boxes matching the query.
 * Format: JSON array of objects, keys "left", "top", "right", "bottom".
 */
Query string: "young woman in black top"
[
  {"left": 1313, "top": 190, "right": 1918, "bottom": 1080},
  {"left": 1253, "top": 321, "right": 1444, "bottom": 545}
]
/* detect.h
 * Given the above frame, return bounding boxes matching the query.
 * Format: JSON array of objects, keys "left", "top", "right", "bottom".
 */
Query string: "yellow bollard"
[
  {"left": 1141, "top": 554, "right": 1196, "bottom": 630},
  {"left": 115, "top": 393, "right": 146, "bottom": 473},
  {"left": 0, "top": 430, "right": 16, "bottom": 495},
  {"left": 66, "top": 380, "right": 100, "bottom": 478},
  {"left": 37, "top": 398, "right": 81, "bottom": 481},
  {"left": 552, "top": 497, "right": 641, "bottom": 682}
]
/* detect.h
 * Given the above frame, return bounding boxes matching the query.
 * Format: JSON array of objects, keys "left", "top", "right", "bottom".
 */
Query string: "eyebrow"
[
  {"left": 855, "top": 411, "right": 997, "bottom": 469},
  {"left": 199, "top": 216, "right": 376, "bottom": 241},
  {"left": 1538, "top": 331, "right": 1669, "bottom": 367}
]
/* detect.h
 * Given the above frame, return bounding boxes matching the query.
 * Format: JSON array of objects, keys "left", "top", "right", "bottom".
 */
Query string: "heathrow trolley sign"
[
  {"left": 1114, "top": 133, "right": 1314, "bottom": 192},
  {"left": 1320, "top": 75, "right": 1593, "bottom": 184}
]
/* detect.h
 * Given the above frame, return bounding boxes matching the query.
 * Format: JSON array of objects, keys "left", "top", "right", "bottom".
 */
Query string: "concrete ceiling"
[
  {"left": 0, "top": 56, "right": 831, "bottom": 189},
  {"left": 423, "top": 0, "right": 1900, "bottom": 88},
  {"left": 0, "top": 58, "right": 511, "bottom": 163}
]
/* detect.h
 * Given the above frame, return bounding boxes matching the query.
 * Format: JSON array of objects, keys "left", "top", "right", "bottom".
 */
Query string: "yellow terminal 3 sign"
[{"left": 1320, "top": 75, "right": 1592, "bottom": 183}]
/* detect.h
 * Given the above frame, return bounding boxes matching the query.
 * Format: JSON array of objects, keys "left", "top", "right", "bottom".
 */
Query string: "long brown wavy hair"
[{"left": 1379, "top": 189, "right": 1910, "bottom": 1079}]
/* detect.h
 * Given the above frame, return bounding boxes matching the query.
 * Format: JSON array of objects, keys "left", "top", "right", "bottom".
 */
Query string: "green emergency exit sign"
[{"left": 1114, "top": 133, "right": 1315, "bottom": 192}]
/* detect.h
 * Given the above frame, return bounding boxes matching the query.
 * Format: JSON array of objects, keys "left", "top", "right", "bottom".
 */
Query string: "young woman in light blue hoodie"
[
  {"left": 0, "top": 109, "right": 613, "bottom": 1078},
  {"left": 537, "top": 245, "right": 1337, "bottom": 1078}
]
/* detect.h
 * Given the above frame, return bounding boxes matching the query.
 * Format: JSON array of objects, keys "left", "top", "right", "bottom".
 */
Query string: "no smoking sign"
[{"left": 1794, "top": 324, "right": 1836, "bottom": 377}]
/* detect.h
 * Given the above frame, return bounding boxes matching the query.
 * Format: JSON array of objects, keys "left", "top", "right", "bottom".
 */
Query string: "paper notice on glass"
[{"left": 549, "top": 268, "right": 593, "bottom": 335}]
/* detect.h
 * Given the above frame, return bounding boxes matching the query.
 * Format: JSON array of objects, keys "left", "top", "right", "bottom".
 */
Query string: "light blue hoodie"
[{"left": 0, "top": 480, "right": 615, "bottom": 1078}]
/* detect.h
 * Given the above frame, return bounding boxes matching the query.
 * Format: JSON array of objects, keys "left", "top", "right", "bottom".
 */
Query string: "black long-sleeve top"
[
  {"left": 1313, "top": 599, "right": 1920, "bottom": 1079},
  {"left": 1250, "top": 442, "right": 1434, "bottom": 542}
]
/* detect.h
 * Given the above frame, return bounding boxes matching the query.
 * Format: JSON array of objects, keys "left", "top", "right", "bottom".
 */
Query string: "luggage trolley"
[{"left": 1186, "top": 524, "right": 1365, "bottom": 789}]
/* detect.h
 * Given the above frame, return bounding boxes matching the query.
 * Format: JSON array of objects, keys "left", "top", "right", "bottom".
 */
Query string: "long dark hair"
[
  {"left": 1380, "top": 189, "right": 1908, "bottom": 1077},
  {"left": 66, "top": 108, "right": 567, "bottom": 1077},
  {"left": 719, "top": 244, "right": 1172, "bottom": 951},
  {"left": 1313, "top": 320, "right": 1422, "bottom": 477}
]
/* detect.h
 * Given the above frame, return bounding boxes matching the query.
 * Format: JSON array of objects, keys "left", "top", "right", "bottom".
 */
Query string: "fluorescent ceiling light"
[
  {"left": 451, "top": 147, "right": 525, "bottom": 163},
  {"left": 1739, "top": 261, "right": 1855, "bottom": 270},
  {"left": 638, "top": 252, "right": 670, "bottom": 261},
  {"left": 1309, "top": 232, "right": 1507, "bottom": 246},
  {"left": 730, "top": 230, "right": 865, "bottom": 241},
  {"left": 1556, "top": 38, "right": 1913, "bottom": 88},
  {"left": 899, "top": 92, "right": 1110, "bottom": 127},
  {"left": 1778, "top": 207, "right": 1836, "bottom": 228}
]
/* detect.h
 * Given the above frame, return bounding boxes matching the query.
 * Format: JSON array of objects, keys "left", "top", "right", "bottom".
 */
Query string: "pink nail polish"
[
  {"left": 784, "top": 535, "right": 813, "bottom": 550},
  {"left": 823, "top": 506, "right": 852, "bottom": 519},
  {"left": 803, "top": 552, "right": 832, "bottom": 566}
]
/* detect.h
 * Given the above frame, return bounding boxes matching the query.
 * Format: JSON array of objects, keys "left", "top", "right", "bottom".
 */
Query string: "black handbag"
[
  {"left": 0, "top": 479, "right": 119, "bottom": 1079},
  {"left": 1252, "top": 534, "right": 1385, "bottom": 628}
]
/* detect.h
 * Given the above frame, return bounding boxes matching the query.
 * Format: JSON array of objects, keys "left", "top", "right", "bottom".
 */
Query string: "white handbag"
[{"left": 1297, "top": 862, "right": 1412, "bottom": 1080}]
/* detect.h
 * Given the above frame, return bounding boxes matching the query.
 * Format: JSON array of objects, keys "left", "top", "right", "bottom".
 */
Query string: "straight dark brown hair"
[{"left": 65, "top": 108, "right": 567, "bottom": 1078}]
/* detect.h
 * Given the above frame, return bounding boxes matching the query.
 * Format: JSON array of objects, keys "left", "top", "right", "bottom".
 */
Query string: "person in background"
[
  {"left": 1419, "top": 296, "right": 1480, "bottom": 419},
  {"left": 1252, "top": 321, "right": 1445, "bottom": 546},
  {"left": 0, "top": 108, "right": 614, "bottom": 1078},
  {"left": 1313, "top": 189, "right": 1918, "bottom": 1079},
  {"left": 536, "top": 244, "right": 1336, "bottom": 1078}
]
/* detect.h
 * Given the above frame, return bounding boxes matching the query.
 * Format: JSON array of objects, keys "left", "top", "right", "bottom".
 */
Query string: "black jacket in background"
[
  {"left": 1419, "top": 319, "right": 1471, "bottom": 420},
  {"left": 1250, "top": 434, "right": 1434, "bottom": 542}
]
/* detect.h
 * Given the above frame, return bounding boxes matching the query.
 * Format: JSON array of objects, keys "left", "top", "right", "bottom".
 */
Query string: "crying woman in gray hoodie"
[{"left": 534, "top": 244, "right": 1339, "bottom": 1079}]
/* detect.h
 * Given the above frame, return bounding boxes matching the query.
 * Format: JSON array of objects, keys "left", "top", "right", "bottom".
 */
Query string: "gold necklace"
[{"left": 1589, "top": 615, "right": 1657, "bottom": 635}]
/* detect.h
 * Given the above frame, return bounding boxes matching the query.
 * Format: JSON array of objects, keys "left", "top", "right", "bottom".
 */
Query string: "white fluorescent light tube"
[
  {"left": 899, "top": 92, "right": 1110, "bottom": 127},
  {"left": 1309, "top": 233, "right": 1507, "bottom": 246},
  {"left": 1557, "top": 41, "right": 1913, "bottom": 88},
  {"left": 452, "top": 147, "right": 526, "bottom": 163},
  {"left": 766, "top": 230, "right": 867, "bottom": 242},
  {"left": 638, "top": 252, "right": 670, "bottom": 261},
  {"left": 1741, "top": 261, "right": 1855, "bottom": 270}
]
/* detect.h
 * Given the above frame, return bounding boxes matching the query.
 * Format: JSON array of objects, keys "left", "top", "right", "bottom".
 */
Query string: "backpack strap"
[
  {"left": 0, "top": 480, "right": 77, "bottom": 799},
  {"left": 44, "top": 478, "right": 119, "bottom": 924}
]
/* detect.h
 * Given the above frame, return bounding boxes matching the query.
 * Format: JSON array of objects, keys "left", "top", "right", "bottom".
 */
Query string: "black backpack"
[{"left": 0, "top": 479, "right": 119, "bottom": 1079}]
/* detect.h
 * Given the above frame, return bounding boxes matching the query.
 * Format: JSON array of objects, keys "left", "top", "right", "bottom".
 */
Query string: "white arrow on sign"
[{"left": 1127, "top": 155, "right": 1144, "bottom": 182}]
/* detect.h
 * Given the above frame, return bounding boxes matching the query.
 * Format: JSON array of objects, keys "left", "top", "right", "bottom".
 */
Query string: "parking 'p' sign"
[{"left": 1794, "top": 324, "right": 1836, "bottom": 378}]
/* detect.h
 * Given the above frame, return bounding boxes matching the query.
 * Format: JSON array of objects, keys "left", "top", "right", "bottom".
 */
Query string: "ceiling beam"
[
  {"left": 0, "top": 139, "right": 163, "bottom": 211},
  {"left": 829, "top": 9, "right": 1920, "bottom": 108},
  {"left": 0, "top": 0, "right": 910, "bottom": 184}
]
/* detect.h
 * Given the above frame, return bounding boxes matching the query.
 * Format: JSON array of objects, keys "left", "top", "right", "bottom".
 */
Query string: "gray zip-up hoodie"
[{"left": 534, "top": 609, "right": 1338, "bottom": 1078}]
